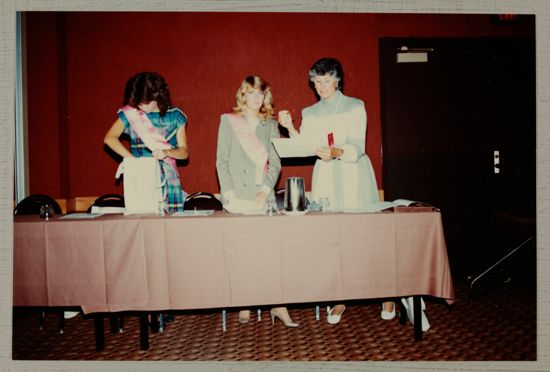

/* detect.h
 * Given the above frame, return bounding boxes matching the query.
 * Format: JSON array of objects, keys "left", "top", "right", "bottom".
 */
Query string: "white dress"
[{"left": 299, "top": 90, "right": 379, "bottom": 210}]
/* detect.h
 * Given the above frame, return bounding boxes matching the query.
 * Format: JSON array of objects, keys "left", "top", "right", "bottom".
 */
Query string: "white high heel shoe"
[
  {"left": 63, "top": 311, "right": 79, "bottom": 319},
  {"left": 270, "top": 307, "right": 299, "bottom": 328},
  {"left": 238, "top": 310, "right": 251, "bottom": 324},
  {"left": 381, "top": 301, "right": 396, "bottom": 320},
  {"left": 327, "top": 305, "right": 346, "bottom": 325},
  {"left": 401, "top": 297, "right": 430, "bottom": 332}
]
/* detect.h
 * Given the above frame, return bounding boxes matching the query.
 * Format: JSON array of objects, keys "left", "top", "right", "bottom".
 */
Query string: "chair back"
[
  {"left": 184, "top": 192, "right": 223, "bottom": 211},
  {"left": 86, "top": 194, "right": 125, "bottom": 213},
  {"left": 14, "top": 194, "right": 62, "bottom": 215}
]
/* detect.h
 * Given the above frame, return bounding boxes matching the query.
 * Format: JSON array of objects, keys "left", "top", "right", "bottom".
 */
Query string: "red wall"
[{"left": 25, "top": 12, "right": 534, "bottom": 199}]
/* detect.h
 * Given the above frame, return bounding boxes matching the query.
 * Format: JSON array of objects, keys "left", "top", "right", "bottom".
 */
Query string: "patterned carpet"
[{"left": 12, "top": 276, "right": 536, "bottom": 361}]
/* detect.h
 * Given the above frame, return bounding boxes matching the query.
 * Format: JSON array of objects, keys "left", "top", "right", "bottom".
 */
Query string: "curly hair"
[
  {"left": 232, "top": 75, "right": 274, "bottom": 120},
  {"left": 123, "top": 72, "right": 172, "bottom": 116},
  {"left": 308, "top": 57, "right": 345, "bottom": 91}
]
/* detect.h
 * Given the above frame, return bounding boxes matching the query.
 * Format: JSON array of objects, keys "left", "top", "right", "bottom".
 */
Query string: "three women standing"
[{"left": 105, "top": 64, "right": 387, "bottom": 326}]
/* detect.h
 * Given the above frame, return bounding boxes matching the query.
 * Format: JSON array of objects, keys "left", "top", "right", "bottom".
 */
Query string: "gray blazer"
[{"left": 216, "top": 114, "right": 281, "bottom": 203}]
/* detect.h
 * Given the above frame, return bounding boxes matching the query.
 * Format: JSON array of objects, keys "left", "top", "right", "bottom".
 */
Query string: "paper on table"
[
  {"left": 364, "top": 199, "right": 438, "bottom": 212},
  {"left": 91, "top": 206, "right": 126, "bottom": 214},
  {"left": 272, "top": 136, "right": 325, "bottom": 158},
  {"left": 171, "top": 210, "right": 214, "bottom": 217},
  {"left": 59, "top": 213, "right": 103, "bottom": 219},
  {"left": 364, "top": 202, "right": 397, "bottom": 212}
]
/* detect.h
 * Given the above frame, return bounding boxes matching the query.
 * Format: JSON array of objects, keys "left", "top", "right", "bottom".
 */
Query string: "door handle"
[{"left": 494, "top": 150, "right": 500, "bottom": 174}]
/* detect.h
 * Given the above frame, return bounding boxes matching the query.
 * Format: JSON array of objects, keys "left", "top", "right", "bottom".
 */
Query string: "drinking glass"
[
  {"left": 319, "top": 198, "right": 331, "bottom": 212},
  {"left": 265, "top": 200, "right": 276, "bottom": 216},
  {"left": 157, "top": 200, "right": 165, "bottom": 216}
]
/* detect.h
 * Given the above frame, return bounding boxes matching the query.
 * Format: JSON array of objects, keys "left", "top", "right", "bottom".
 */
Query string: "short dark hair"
[
  {"left": 309, "top": 57, "right": 344, "bottom": 91},
  {"left": 123, "top": 72, "right": 172, "bottom": 116}
]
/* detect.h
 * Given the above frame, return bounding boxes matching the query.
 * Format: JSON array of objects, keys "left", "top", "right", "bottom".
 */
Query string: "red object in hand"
[{"left": 328, "top": 132, "right": 334, "bottom": 147}]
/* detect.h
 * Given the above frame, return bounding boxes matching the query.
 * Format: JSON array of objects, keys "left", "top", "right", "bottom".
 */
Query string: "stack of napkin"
[{"left": 224, "top": 198, "right": 265, "bottom": 215}]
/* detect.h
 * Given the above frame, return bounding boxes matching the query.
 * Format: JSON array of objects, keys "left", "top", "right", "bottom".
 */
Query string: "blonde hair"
[{"left": 232, "top": 75, "right": 274, "bottom": 120}]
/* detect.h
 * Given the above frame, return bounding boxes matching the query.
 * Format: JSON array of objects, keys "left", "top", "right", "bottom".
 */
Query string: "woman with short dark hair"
[{"left": 279, "top": 58, "right": 390, "bottom": 324}]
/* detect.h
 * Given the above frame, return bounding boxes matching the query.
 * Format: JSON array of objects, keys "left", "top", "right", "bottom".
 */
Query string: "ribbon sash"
[
  {"left": 121, "top": 105, "right": 177, "bottom": 169},
  {"left": 121, "top": 105, "right": 186, "bottom": 212},
  {"left": 225, "top": 114, "right": 268, "bottom": 185}
]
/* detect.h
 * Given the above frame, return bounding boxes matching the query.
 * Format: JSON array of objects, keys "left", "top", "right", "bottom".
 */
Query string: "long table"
[{"left": 13, "top": 210, "right": 455, "bottom": 346}]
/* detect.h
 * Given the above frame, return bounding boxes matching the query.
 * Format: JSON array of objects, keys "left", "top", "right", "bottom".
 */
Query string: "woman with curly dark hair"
[{"left": 104, "top": 71, "right": 188, "bottom": 212}]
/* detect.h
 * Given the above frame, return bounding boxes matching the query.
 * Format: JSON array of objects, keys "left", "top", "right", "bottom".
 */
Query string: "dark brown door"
[{"left": 379, "top": 38, "right": 535, "bottom": 279}]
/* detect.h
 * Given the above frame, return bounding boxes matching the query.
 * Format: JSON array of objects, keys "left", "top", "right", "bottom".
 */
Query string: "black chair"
[
  {"left": 83, "top": 194, "right": 148, "bottom": 347},
  {"left": 86, "top": 194, "right": 179, "bottom": 347},
  {"left": 184, "top": 192, "right": 223, "bottom": 210},
  {"left": 14, "top": 194, "right": 67, "bottom": 332},
  {"left": 86, "top": 194, "right": 125, "bottom": 213},
  {"left": 14, "top": 194, "right": 62, "bottom": 216},
  {"left": 85, "top": 194, "right": 127, "bottom": 333},
  {"left": 185, "top": 192, "right": 252, "bottom": 330}
]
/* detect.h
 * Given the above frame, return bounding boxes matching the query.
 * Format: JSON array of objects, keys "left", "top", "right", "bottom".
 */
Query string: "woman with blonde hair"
[
  {"left": 217, "top": 75, "right": 281, "bottom": 210},
  {"left": 216, "top": 75, "right": 298, "bottom": 327}
]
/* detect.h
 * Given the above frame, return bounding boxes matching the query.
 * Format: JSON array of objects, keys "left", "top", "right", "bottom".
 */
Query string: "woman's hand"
[
  {"left": 278, "top": 110, "right": 298, "bottom": 136},
  {"left": 254, "top": 190, "right": 268, "bottom": 206},
  {"left": 153, "top": 127, "right": 188, "bottom": 160},
  {"left": 152, "top": 148, "right": 167, "bottom": 160},
  {"left": 277, "top": 110, "right": 292, "bottom": 129},
  {"left": 315, "top": 146, "right": 343, "bottom": 161}
]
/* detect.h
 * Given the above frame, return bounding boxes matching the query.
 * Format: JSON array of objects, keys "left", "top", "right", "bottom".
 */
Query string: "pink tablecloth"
[{"left": 13, "top": 211, "right": 455, "bottom": 314}]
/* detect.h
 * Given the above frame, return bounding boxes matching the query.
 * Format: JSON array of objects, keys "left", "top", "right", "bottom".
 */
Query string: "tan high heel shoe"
[
  {"left": 381, "top": 301, "right": 396, "bottom": 320},
  {"left": 238, "top": 310, "right": 251, "bottom": 324},
  {"left": 270, "top": 307, "right": 299, "bottom": 328},
  {"left": 327, "top": 304, "right": 346, "bottom": 324}
]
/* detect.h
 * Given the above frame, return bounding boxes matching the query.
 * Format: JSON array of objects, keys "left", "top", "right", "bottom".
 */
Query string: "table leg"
[
  {"left": 109, "top": 314, "right": 117, "bottom": 334},
  {"left": 139, "top": 313, "right": 149, "bottom": 350},
  {"left": 398, "top": 300, "right": 407, "bottom": 325},
  {"left": 150, "top": 312, "right": 159, "bottom": 333},
  {"left": 413, "top": 296, "right": 423, "bottom": 341},
  {"left": 159, "top": 314, "right": 164, "bottom": 332},
  {"left": 94, "top": 314, "right": 105, "bottom": 351},
  {"left": 58, "top": 311, "right": 64, "bottom": 334},
  {"left": 39, "top": 310, "right": 45, "bottom": 331}
]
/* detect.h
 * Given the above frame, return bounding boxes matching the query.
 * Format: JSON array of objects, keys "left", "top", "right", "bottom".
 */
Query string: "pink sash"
[
  {"left": 121, "top": 105, "right": 177, "bottom": 170},
  {"left": 225, "top": 113, "right": 268, "bottom": 185}
]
